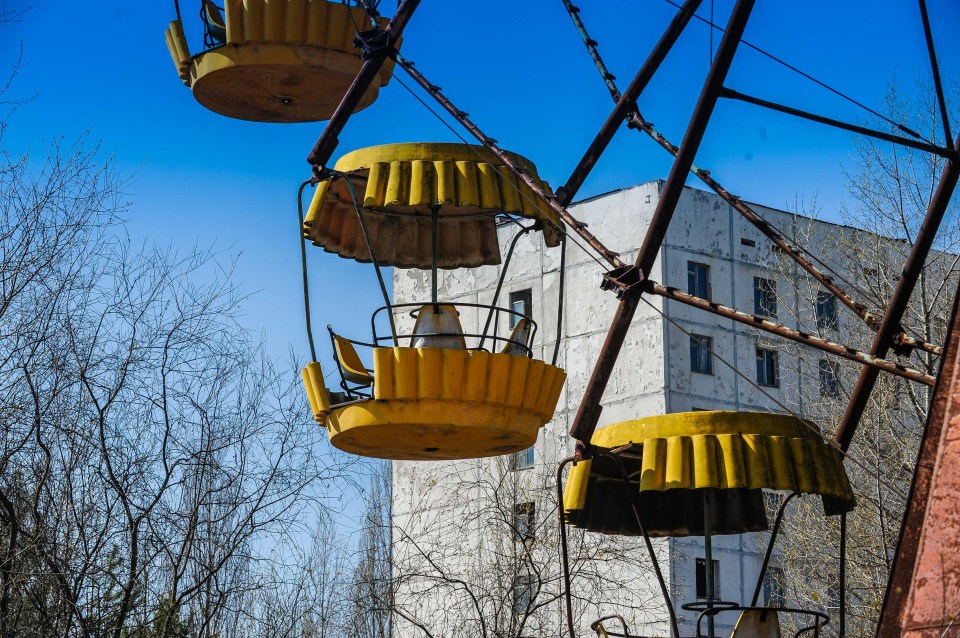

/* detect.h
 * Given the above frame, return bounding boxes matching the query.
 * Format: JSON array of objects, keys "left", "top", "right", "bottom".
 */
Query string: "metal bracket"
[
  {"left": 354, "top": 27, "right": 394, "bottom": 61},
  {"left": 601, "top": 265, "right": 644, "bottom": 299}
]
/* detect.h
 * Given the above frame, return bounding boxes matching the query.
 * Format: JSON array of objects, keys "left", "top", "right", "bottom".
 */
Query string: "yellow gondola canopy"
[
  {"left": 563, "top": 411, "right": 855, "bottom": 537},
  {"left": 302, "top": 347, "right": 566, "bottom": 460},
  {"left": 302, "top": 142, "right": 564, "bottom": 268},
  {"left": 164, "top": 1, "right": 399, "bottom": 122}
]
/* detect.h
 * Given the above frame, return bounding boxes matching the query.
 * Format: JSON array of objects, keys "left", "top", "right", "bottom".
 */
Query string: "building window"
[
  {"left": 695, "top": 558, "right": 720, "bottom": 599},
  {"left": 514, "top": 502, "right": 535, "bottom": 542},
  {"left": 690, "top": 334, "right": 713, "bottom": 375},
  {"left": 513, "top": 574, "right": 537, "bottom": 613},
  {"left": 819, "top": 359, "right": 838, "bottom": 397},
  {"left": 740, "top": 237, "right": 756, "bottom": 247},
  {"left": 687, "top": 261, "right": 711, "bottom": 300},
  {"left": 763, "top": 566, "right": 786, "bottom": 607},
  {"left": 509, "top": 289, "right": 532, "bottom": 329},
  {"left": 509, "top": 446, "right": 535, "bottom": 471},
  {"left": 753, "top": 277, "right": 777, "bottom": 317},
  {"left": 756, "top": 348, "right": 780, "bottom": 387},
  {"left": 816, "top": 291, "right": 838, "bottom": 330}
]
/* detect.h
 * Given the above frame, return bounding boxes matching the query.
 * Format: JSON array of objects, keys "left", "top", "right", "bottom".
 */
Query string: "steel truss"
[{"left": 301, "top": 3, "right": 959, "bottom": 632}]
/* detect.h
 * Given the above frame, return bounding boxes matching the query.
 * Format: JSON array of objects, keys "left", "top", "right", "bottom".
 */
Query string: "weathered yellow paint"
[
  {"left": 303, "top": 143, "right": 564, "bottom": 267},
  {"left": 562, "top": 459, "right": 591, "bottom": 512},
  {"left": 168, "top": 0, "right": 397, "bottom": 122},
  {"left": 300, "top": 361, "right": 329, "bottom": 425},
  {"left": 301, "top": 347, "right": 566, "bottom": 460},
  {"left": 567, "top": 410, "right": 854, "bottom": 503}
]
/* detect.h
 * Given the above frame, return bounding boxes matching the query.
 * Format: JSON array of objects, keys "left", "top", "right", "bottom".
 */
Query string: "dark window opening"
[
  {"left": 756, "top": 348, "right": 780, "bottom": 387},
  {"left": 740, "top": 237, "right": 756, "bottom": 247},
  {"left": 509, "top": 446, "right": 534, "bottom": 471},
  {"left": 687, "top": 261, "right": 712, "bottom": 301},
  {"left": 819, "top": 359, "right": 838, "bottom": 397},
  {"left": 764, "top": 566, "right": 786, "bottom": 607},
  {"left": 754, "top": 277, "right": 777, "bottom": 317},
  {"left": 695, "top": 558, "right": 721, "bottom": 599},
  {"left": 509, "top": 289, "right": 532, "bottom": 329},
  {"left": 816, "top": 291, "right": 838, "bottom": 330},
  {"left": 514, "top": 502, "right": 535, "bottom": 542},
  {"left": 690, "top": 334, "right": 713, "bottom": 375}
]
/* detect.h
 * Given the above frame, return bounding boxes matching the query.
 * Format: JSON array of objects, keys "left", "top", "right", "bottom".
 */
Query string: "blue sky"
[{"left": 3, "top": 0, "right": 958, "bottom": 371}]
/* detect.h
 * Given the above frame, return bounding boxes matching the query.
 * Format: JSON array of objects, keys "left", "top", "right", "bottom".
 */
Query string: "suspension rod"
[
  {"left": 721, "top": 88, "right": 956, "bottom": 159},
  {"left": 555, "top": 0, "right": 704, "bottom": 206},
  {"left": 561, "top": 3, "right": 943, "bottom": 357},
  {"left": 646, "top": 282, "right": 935, "bottom": 386},
  {"left": 306, "top": 0, "right": 421, "bottom": 167},
  {"left": 393, "top": 55, "right": 626, "bottom": 268},
  {"left": 834, "top": 130, "right": 960, "bottom": 452}
]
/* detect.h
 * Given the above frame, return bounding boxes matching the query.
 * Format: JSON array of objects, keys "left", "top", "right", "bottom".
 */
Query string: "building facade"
[{"left": 388, "top": 182, "right": 900, "bottom": 637}]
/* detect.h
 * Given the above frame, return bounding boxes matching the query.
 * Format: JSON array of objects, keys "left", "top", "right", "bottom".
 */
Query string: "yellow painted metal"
[
  {"left": 300, "top": 361, "right": 330, "bottom": 426},
  {"left": 588, "top": 411, "right": 853, "bottom": 499},
  {"left": 302, "top": 142, "right": 564, "bottom": 268},
  {"left": 563, "top": 411, "right": 855, "bottom": 537},
  {"left": 164, "top": 21, "right": 191, "bottom": 85},
  {"left": 169, "top": 0, "right": 399, "bottom": 122},
  {"left": 301, "top": 347, "right": 566, "bottom": 460},
  {"left": 332, "top": 336, "right": 373, "bottom": 385}
]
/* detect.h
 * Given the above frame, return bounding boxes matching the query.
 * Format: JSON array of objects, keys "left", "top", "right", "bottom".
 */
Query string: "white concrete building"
[{"left": 388, "top": 181, "right": 894, "bottom": 637}]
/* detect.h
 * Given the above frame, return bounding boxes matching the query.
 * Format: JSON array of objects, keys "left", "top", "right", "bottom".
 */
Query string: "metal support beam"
[
  {"left": 834, "top": 131, "right": 960, "bottom": 452},
  {"left": 555, "top": 0, "right": 704, "bottom": 206},
  {"left": 569, "top": 0, "right": 757, "bottom": 445},
  {"left": 645, "top": 282, "right": 935, "bottom": 386},
  {"left": 394, "top": 55, "right": 626, "bottom": 267},
  {"left": 876, "top": 268, "right": 960, "bottom": 637},
  {"left": 305, "top": 0, "right": 421, "bottom": 168},
  {"left": 561, "top": 1, "right": 945, "bottom": 357},
  {"left": 720, "top": 88, "right": 956, "bottom": 158}
]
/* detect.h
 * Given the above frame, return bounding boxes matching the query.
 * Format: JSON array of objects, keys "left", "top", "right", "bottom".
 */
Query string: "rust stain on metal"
[{"left": 878, "top": 281, "right": 960, "bottom": 637}]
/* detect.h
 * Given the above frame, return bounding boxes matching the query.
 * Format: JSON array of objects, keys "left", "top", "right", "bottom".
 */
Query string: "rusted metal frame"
[
  {"left": 625, "top": 113, "right": 946, "bottom": 358},
  {"left": 559, "top": 0, "right": 945, "bottom": 358},
  {"left": 558, "top": 0, "right": 624, "bottom": 102},
  {"left": 875, "top": 258, "right": 960, "bottom": 637},
  {"left": 392, "top": 55, "right": 626, "bottom": 267},
  {"left": 917, "top": 0, "right": 953, "bottom": 146},
  {"left": 750, "top": 492, "right": 800, "bottom": 606},
  {"left": 305, "top": 0, "right": 421, "bottom": 168},
  {"left": 833, "top": 131, "right": 960, "bottom": 452},
  {"left": 645, "top": 282, "right": 936, "bottom": 386},
  {"left": 568, "top": 0, "right": 757, "bottom": 445},
  {"left": 635, "top": 0, "right": 756, "bottom": 277},
  {"left": 559, "top": 4, "right": 944, "bottom": 365},
  {"left": 720, "top": 88, "right": 957, "bottom": 159},
  {"left": 554, "top": 0, "right": 705, "bottom": 206}
]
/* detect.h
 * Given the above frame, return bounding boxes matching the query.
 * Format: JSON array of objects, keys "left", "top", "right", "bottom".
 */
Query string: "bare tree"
[
  {"left": 0, "top": 34, "right": 358, "bottom": 638},
  {"left": 388, "top": 452, "right": 669, "bottom": 638},
  {"left": 761, "top": 75, "right": 959, "bottom": 636}
]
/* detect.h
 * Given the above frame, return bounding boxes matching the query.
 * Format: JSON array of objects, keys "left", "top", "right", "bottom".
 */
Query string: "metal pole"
[
  {"left": 645, "top": 282, "right": 935, "bottom": 386},
  {"left": 704, "top": 490, "right": 715, "bottom": 638},
  {"left": 305, "top": 0, "right": 421, "bottom": 167},
  {"left": 555, "top": 0, "right": 704, "bottom": 206},
  {"left": 833, "top": 130, "right": 960, "bottom": 452},
  {"left": 569, "top": 0, "right": 757, "bottom": 444},
  {"left": 839, "top": 512, "right": 847, "bottom": 638},
  {"left": 430, "top": 207, "right": 439, "bottom": 305}
]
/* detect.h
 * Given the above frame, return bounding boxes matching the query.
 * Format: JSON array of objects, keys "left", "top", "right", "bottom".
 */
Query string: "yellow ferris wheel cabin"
[
  {"left": 164, "top": 0, "right": 399, "bottom": 122},
  {"left": 300, "top": 142, "right": 567, "bottom": 460},
  {"left": 563, "top": 411, "right": 854, "bottom": 536}
]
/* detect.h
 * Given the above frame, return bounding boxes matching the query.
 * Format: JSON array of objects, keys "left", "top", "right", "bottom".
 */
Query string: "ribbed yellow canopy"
[
  {"left": 164, "top": 1, "right": 398, "bottom": 122},
  {"left": 302, "top": 143, "right": 563, "bottom": 268},
  {"left": 563, "top": 411, "right": 855, "bottom": 537}
]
